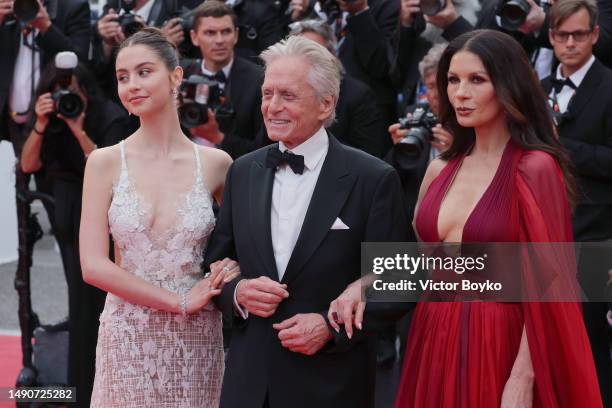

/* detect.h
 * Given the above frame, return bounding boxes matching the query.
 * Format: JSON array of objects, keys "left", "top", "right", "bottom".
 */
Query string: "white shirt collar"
[
  {"left": 133, "top": 0, "right": 154, "bottom": 23},
  {"left": 556, "top": 55, "right": 595, "bottom": 88},
  {"left": 201, "top": 58, "right": 233, "bottom": 79},
  {"left": 279, "top": 126, "right": 328, "bottom": 171}
]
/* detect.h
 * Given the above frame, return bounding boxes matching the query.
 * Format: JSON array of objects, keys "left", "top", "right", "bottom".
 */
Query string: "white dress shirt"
[
  {"left": 200, "top": 59, "right": 233, "bottom": 91},
  {"left": 234, "top": 127, "right": 329, "bottom": 318},
  {"left": 550, "top": 55, "right": 595, "bottom": 114},
  {"left": 9, "top": 30, "right": 40, "bottom": 124},
  {"left": 133, "top": 0, "right": 154, "bottom": 23}
]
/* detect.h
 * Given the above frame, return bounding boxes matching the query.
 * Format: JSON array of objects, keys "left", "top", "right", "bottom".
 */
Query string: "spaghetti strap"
[
  {"left": 193, "top": 143, "right": 202, "bottom": 183},
  {"left": 119, "top": 140, "right": 128, "bottom": 176}
]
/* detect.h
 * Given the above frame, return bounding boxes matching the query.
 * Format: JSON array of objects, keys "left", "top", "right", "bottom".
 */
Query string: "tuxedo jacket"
[
  {"left": 541, "top": 59, "right": 612, "bottom": 241},
  {"left": 0, "top": 0, "right": 90, "bottom": 137},
  {"left": 182, "top": 56, "right": 267, "bottom": 158},
  {"left": 330, "top": 75, "right": 388, "bottom": 158},
  {"left": 204, "top": 134, "right": 411, "bottom": 408},
  {"left": 340, "top": 0, "right": 400, "bottom": 125}
]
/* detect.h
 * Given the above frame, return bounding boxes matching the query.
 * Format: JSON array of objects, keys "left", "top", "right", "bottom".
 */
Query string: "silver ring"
[{"left": 223, "top": 266, "right": 230, "bottom": 273}]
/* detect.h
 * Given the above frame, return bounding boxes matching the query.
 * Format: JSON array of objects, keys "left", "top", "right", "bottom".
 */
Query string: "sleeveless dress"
[
  {"left": 394, "top": 141, "right": 603, "bottom": 407},
  {"left": 90, "top": 141, "right": 224, "bottom": 407}
]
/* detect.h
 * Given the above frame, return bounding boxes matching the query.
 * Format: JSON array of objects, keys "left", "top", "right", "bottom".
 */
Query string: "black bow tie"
[
  {"left": 265, "top": 148, "right": 305, "bottom": 174},
  {"left": 204, "top": 71, "right": 226, "bottom": 84},
  {"left": 551, "top": 77, "right": 577, "bottom": 93}
]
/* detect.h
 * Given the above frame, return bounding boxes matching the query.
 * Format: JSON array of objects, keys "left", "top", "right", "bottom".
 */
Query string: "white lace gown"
[{"left": 90, "top": 141, "right": 223, "bottom": 407}]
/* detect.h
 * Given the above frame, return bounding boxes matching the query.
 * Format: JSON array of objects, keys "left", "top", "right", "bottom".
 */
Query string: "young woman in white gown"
[{"left": 79, "top": 28, "right": 238, "bottom": 407}]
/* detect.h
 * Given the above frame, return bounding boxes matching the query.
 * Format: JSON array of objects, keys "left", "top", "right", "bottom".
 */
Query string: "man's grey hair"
[
  {"left": 288, "top": 19, "right": 338, "bottom": 55},
  {"left": 260, "top": 35, "right": 341, "bottom": 127},
  {"left": 418, "top": 43, "right": 448, "bottom": 79}
]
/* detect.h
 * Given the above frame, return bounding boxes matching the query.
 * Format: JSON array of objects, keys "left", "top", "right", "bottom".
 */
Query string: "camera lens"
[
  {"left": 180, "top": 102, "right": 209, "bottom": 128},
  {"left": 420, "top": 0, "right": 446, "bottom": 16},
  {"left": 57, "top": 93, "right": 84, "bottom": 119},
  {"left": 13, "top": 0, "right": 40, "bottom": 23},
  {"left": 498, "top": 0, "right": 531, "bottom": 31},
  {"left": 119, "top": 14, "right": 145, "bottom": 38}
]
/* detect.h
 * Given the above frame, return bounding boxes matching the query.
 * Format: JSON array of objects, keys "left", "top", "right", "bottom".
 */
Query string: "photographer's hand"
[
  {"left": 0, "top": 0, "right": 13, "bottom": 26},
  {"left": 30, "top": 0, "right": 51, "bottom": 33},
  {"left": 517, "top": 0, "right": 546, "bottom": 35},
  {"left": 430, "top": 124, "right": 453, "bottom": 152},
  {"left": 425, "top": 0, "right": 459, "bottom": 30},
  {"left": 400, "top": 0, "right": 421, "bottom": 28},
  {"left": 34, "top": 92, "right": 54, "bottom": 131},
  {"left": 388, "top": 122, "right": 409, "bottom": 145},
  {"left": 290, "top": 0, "right": 310, "bottom": 21},
  {"left": 161, "top": 17, "right": 184, "bottom": 47},
  {"left": 190, "top": 109, "right": 225, "bottom": 145},
  {"left": 97, "top": 9, "right": 125, "bottom": 60}
]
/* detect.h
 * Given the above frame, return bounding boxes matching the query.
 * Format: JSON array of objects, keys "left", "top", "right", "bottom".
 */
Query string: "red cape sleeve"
[{"left": 516, "top": 150, "right": 602, "bottom": 408}]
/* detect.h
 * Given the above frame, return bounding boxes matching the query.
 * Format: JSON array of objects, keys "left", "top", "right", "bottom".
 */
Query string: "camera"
[
  {"left": 178, "top": 75, "right": 234, "bottom": 129},
  {"left": 420, "top": 0, "right": 446, "bottom": 16},
  {"left": 397, "top": 106, "right": 438, "bottom": 155},
  {"left": 13, "top": 0, "right": 39, "bottom": 23},
  {"left": 496, "top": 0, "right": 551, "bottom": 31},
  {"left": 118, "top": 0, "right": 145, "bottom": 38},
  {"left": 51, "top": 52, "right": 84, "bottom": 119}
]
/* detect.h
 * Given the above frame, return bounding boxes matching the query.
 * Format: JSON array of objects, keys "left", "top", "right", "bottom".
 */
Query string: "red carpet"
[{"left": 0, "top": 334, "right": 21, "bottom": 408}]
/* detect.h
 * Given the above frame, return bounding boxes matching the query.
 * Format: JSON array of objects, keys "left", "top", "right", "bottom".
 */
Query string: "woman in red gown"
[{"left": 391, "top": 30, "right": 603, "bottom": 407}]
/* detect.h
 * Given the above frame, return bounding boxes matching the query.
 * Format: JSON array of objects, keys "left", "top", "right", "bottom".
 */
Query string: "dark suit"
[
  {"left": 204, "top": 134, "right": 410, "bottom": 408},
  {"left": 340, "top": 0, "right": 400, "bottom": 127},
  {"left": 541, "top": 59, "right": 612, "bottom": 407},
  {"left": 0, "top": 0, "right": 90, "bottom": 148},
  {"left": 182, "top": 56, "right": 267, "bottom": 158},
  {"left": 330, "top": 75, "right": 387, "bottom": 158}
]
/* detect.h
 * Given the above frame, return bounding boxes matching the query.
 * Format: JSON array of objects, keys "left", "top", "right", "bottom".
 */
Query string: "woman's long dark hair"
[
  {"left": 32, "top": 61, "right": 106, "bottom": 134},
  {"left": 436, "top": 29, "right": 575, "bottom": 207}
]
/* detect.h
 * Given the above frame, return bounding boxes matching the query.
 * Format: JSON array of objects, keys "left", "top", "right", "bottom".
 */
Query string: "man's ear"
[
  {"left": 317, "top": 94, "right": 335, "bottom": 121},
  {"left": 190, "top": 29, "right": 199, "bottom": 47}
]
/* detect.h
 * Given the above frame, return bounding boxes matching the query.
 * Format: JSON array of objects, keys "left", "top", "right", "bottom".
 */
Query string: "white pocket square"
[{"left": 331, "top": 217, "right": 350, "bottom": 230}]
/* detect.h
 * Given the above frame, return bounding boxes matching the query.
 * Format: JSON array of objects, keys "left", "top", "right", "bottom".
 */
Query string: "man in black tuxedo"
[
  {"left": 203, "top": 35, "right": 410, "bottom": 408},
  {"left": 541, "top": 1, "right": 612, "bottom": 405},
  {"left": 182, "top": 1, "right": 267, "bottom": 159}
]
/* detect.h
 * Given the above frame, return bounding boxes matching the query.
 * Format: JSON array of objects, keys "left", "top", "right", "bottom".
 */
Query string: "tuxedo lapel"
[
  {"left": 249, "top": 149, "right": 279, "bottom": 280},
  {"left": 281, "top": 136, "right": 356, "bottom": 285},
  {"left": 565, "top": 61, "right": 603, "bottom": 121}
]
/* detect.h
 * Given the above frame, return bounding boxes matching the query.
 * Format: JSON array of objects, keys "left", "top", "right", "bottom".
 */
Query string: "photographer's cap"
[{"left": 55, "top": 52, "right": 78, "bottom": 70}]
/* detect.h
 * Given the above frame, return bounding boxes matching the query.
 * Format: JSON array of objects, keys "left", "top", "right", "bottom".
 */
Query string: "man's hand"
[
  {"left": 425, "top": 0, "right": 459, "bottom": 30},
  {"left": 339, "top": 0, "right": 368, "bottom": 15},
  {"left": 34, "top": 92, "right": 54, "bottom": 130},
  {"left": 98, "top": 9, "right": 124, "bottom": 45},
  {"left": 190, "top": 109, "right": 225, "bottom": 145},
  {"left": 430, "top": 124, "right": 453, "bottom": 152},
  {"left": 236, "top": 276, "right": 289, "bottom": 318},
  {"left": 517, "top": 0, "right": 546, "bottom": 34},
  {"left": 29, "top": 0, "right": 51, "bottom": 33},
  {"left": 388, "top": 123, "right": 408, "bottom": 145},
  {"left": 400, "top": 0, "right": 421, "bottom": 28},
  {"left": 0, "top": 0, "right": 13, "bottom": 26},
  {"left": 327, "top": 279, "right": 365, "bottom": 339},
  {"left": 273, "top": 313, "right": 334, "bottom": 355},
  {"left": 290, "top": 0, "right": 310, "bottom": 21},
  {"left": 161, "top": 17, "right": 184, "bottom": 47}
]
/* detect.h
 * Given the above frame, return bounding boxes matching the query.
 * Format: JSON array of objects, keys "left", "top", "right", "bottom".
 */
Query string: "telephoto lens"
[
  {"left": 497, "top": 0, "right": 531, "bottom": 31},
  {"left": 420, "top": 0, "right": 446, "bottom": 16},
  {"left": 13, "top": 0, "right": 40, "bottom": 23}
]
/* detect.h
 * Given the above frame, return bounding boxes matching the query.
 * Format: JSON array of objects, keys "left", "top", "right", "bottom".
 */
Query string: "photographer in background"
[
  {"left": 387, "top": 43, "right": 452, "bottom": 229},
  {"left": 290, "top": 0, "right": 401, "bottom": 131},
  {"left": 289, "top": 19, "right": 387, "bottom": 157},
  {"left": 0, "top": 0, "right": 91, "bottom": 156},
  {"left": 93, "top": 0, "right": 201, "bottom": 104},
  {"left": 181, "top": 0, "right": 267, "bottom": 158},
  {"left": 20, "top": 52, "right": 131, "bottom": 407},
  {"left": 381, "top": 43, "right": 451, "bottom": 365}
]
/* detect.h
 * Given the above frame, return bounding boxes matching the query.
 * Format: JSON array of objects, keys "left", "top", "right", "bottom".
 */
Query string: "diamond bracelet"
[{"left": 180, "top": 293, "right": 188, "bottom": 316}]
